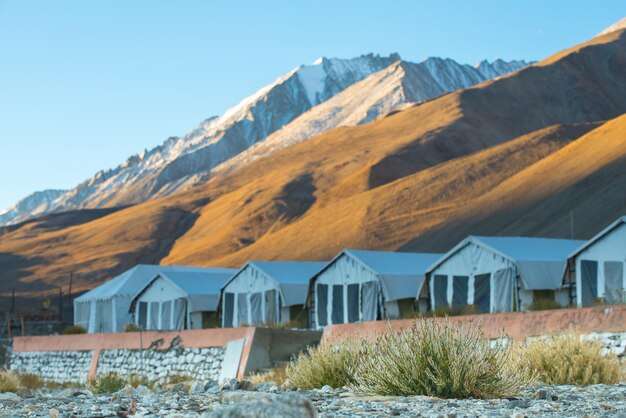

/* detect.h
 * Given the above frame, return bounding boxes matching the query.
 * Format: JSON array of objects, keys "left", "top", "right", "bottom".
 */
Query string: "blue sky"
[{"left": 0, "top": 0, "right": 624, "bottom": 210}]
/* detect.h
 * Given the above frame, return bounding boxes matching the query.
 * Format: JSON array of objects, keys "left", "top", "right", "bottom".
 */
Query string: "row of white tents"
[{"left": 74, "top": 216, "right": 626, "bottom": 333}]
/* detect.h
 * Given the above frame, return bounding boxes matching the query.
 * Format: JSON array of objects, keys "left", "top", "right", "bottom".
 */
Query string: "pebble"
[{"left": 0, "top": 384, "right": 622, "bottom": 417}]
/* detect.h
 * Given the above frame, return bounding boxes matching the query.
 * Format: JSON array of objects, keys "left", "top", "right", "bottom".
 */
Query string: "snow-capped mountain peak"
[
  {"left": 598, "top": 17, "right": 626, "bottom": 36},
  {"left": 1, "top": 53, "right": 528, "bottom": 227}
]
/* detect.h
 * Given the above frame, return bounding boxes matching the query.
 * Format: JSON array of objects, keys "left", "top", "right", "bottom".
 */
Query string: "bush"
[
  {"left": 350, "top": 319, "right": 533, "bottom": 398},
  {"left": 286, "top": 342, "right": 361, "bottom": 389},
  {"left": 62, "top": 325, "right": 87, "bottom": 335},
  {"left": 525, "top": 329, "right": 625, "bottom": 385},
  {"left": 0, "top": 371, "right": 20, "bottom": 393},
  {"left": 18, "top": 373, "right": 43, "bottom": 390},
  {"left": 248, "top": 365, "right": 288, "bottom": 387},
  {"left": 527, "top": 299, "right": 562, "bottom": 311},
  {"left": 123, "top": 323, "right": 141, "bottom": 332},
  {"left": 89, "top": 373, "right": 126, "bottom": 394}
]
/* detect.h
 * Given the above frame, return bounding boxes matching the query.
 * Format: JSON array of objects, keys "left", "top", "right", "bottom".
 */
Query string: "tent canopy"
[
  {"left": 131, "top": 269, "right": 236, "bottom": 314},
  {"left": 222, "top": 261, "right": 326, "bottom": 307},
  {"left": 75, "top": 264, "right": 234, "bottom": 303},
  {"left": 428, "top": 236, "right": 585, "bottom": 290},
  {"left": 312, "top": 249, "right": 442, "bottom": 302}
]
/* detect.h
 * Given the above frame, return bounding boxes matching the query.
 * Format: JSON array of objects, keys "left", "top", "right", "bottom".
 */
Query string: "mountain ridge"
[{"left": 0, "top": 55, "right": 527, "bottom": 226}]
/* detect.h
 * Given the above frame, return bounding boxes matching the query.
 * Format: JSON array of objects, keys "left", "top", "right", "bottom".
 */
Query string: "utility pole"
[
  {"left": 58, "top": 287, "right": 63, "bottom": 322},
  {"left": 68, "top": 272, "right": 73, "bottom": 303}
]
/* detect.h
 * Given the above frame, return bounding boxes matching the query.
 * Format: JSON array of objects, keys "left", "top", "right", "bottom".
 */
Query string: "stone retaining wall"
[
  {"left": 96, "top": 346, "right": 225, "bottom": 384},
  {"left": 9, "top": 350, "right": 93, "bottom": 383}
]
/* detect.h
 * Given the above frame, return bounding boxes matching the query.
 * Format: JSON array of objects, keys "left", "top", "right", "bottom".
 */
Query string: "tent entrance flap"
[
  {"left": 347, "top": 284, "right": 360, "bottom": 322},
  {"left": 604, "top": 261, "right": 623, "bottom": 303},
  {"left": 492, "top": 268, "right": 515, "bottom": 312},
  {"left": 331, "top": 285, "right": 344, "bottom": 324},
  {"left": 581, "top": 260, "right": 598, "bottom": 306},
  {"left": 452, "top": 276, "right": 469, "bottom": 309},
  {"left": 433, "top": 275, "right": 449, "bottom": 308},
  {"left": 223, "top": 293, "right": 234, "bottom": 328},
  {"left": 474, "top": 273, "right": 491, "bottom": 313}
]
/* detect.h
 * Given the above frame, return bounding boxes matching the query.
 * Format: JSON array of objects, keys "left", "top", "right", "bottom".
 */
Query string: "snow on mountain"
[
  {"left": 0, "top": 190, "right": 65, "bottom": 226},
  {"left": 206, "top": 57, "right": 530, "bottom": 177},
  {"left": 1, "top": 54, "right": 528, "bottom": 226},
  {"left": 598, "top": 17, "right": 626, "bottom": 36}
]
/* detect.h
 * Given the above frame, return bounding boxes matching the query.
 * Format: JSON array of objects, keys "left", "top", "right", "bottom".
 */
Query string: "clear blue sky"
[{"left": 0, "top": 0, "right": 623, "bottom": 210}]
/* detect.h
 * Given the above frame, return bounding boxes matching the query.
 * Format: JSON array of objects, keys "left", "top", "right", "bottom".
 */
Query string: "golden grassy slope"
[{"left": 1, "top": 30, "right": 626, "bottom": 298}]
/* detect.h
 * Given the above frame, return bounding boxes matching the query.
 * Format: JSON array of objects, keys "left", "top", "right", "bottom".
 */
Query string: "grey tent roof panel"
[
  {"left": 568, "top": 216, "right": 626, "bottom": 259},
  {"left": 75, "top": 264, "right": 235, "bottom": 302},
  {"left": 159, "top": 271, "right": 237, "bottom": 295},
  {"left": 249, "top": 261, "right": 327, "bottom": 284},
  {"left": 473, "top": 236, "right": 586, "bottom": 262},
  {"left": 344, "top": 249, "right": 442, "bottom": 277},
  {"left": 130, "top": 268, "right": 236, "bottom": 313},
  {"left": 428, "top": 236, "right": 586, "bottom": 273}
]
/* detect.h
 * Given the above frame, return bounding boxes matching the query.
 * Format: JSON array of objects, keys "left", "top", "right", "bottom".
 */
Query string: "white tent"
[
  {"left": 130, "top": 269, "right": 236, "bottom": 331},
  {"left": 308, "top": 249, "right": 442, "bottom": 329},
  {"left": 220, "top": 261, "right": 326, "bottom": 328},
  {"left": 567, "top": 216, "right": 626, "bottom": 307},
  {"left": 73, "top": 265, "right": 233, "bottom": 333},
  {"left": 427, "top": 236, "right": 585, "bottom": 313}
]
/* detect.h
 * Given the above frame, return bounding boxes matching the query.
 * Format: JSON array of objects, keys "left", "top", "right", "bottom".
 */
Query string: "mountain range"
[
  {"left": 0, "top": 56, "right": 526, "bottom": 226},
  {"left": 1, "top": 19, "right": 626, "bottom": 300}
]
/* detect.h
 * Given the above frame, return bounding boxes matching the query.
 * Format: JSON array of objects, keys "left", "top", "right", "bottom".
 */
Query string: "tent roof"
[
  {"left": 428, "top": 236, "right": 586, "bottom": 273},
  {"left": 308, "top": 249, "right": 442, "bottom": 303},
  {"left": 568, "top": 216, "right": 626, "bottom": 259},
  {"left": 344, "top": 249, "right": 442, "bottom": 277},
  {"left": 75, "top": 264, "right": 235, "bottom": 302},
  {"left": 221, "top": 261, "right": 327, "bottom": 307},
  {"left": 158, "top": 271, "right": 236, "bottom": 296},
  {"left": 247, "top": 261, "right": 327, "bottom": 285},
  {"left": 130, "top": 269, "right": 236, "bottom": 313},
  {"left": 472, "top": 236, "right": 586, "bottom": 263},
  {"left": 426, "top": 236, "right": 586, "bottom": 290}
]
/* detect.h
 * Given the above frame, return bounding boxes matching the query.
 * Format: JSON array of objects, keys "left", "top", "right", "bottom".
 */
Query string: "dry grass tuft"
[
  {"left": 123, "top": 323, "right": 141, "bottom": 332},
  {"left": 525, "top": 329, "right": 625, "bottom": 385},
  {"left": 527, "top": 299, "right": 562, "bottom": 311},
  {"left": 248, "top": 364, "right": 288, "bottom": 387},
  {"left": 286, "top": 342, "right": 361, "bottom": 390},
  {"left": 62, "top": 325, "right": 87, "bottom": 335},
  {"left": 17, "top": 373, "right": 43, "bottom": 390},
  {"left": 351, "top": 319, "right": 534, "bottom": 398},
  {"left": 0, "top": 371, "right": 20, "bottom": 393}
]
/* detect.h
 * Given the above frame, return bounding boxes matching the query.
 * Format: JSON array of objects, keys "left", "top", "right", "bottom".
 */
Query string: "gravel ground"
[{"left": 0, "top": 382, "right": 624, "bottom": 417}]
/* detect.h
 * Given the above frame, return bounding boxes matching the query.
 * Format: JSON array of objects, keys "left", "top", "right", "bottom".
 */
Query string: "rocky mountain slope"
[
  {"left": 1, "top": 24, "right": 625, "bottom": 300},
  {"left": 0, "top": 56, "right": 526, "bottom": 226}
]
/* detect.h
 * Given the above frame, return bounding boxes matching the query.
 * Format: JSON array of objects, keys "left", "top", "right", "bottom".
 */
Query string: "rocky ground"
[{"left": 0, "top": 381, "right": 624, "bottom": 418}]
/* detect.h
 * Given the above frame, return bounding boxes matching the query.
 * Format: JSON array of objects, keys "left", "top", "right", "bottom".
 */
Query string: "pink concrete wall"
[
  {"left": 322, "top": 305, "right": 626, "bottom": 343},
  {"left": 13, "top": 328, "right": 255, "bottom": 352}
]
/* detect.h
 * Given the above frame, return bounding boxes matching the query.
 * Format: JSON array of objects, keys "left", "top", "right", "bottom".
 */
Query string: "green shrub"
[
  {"left": 0, "top": 371, "right": 20, "bottom": 393},
  {"left": 527, "top": 299, "right": 562, "bottom": 311},
  {"left": 525, "top": 329, "right": 625, "bottom": 385},
  {"left": 351, "top": 318, "right": 534, "bottom": 398},
  {"left": 17, "top": 373, "right": 43, "bottom": 390},
  {"left": 123, "top": 323, "right": 141, "bottom": 332},
  {"left": 89, "top": 373, "right": 126, "bottom": 394},
  {"left": 62, "top": 325, "right": 87, "bottom": 335},
  {"left": 287, "top": 342, "right": 361, "bottom": 389}
]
